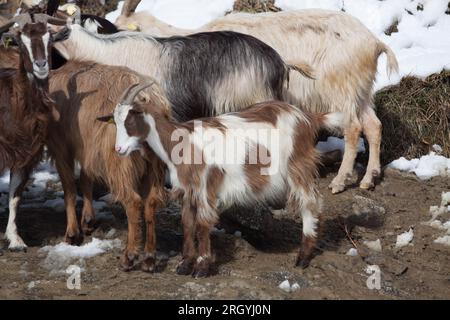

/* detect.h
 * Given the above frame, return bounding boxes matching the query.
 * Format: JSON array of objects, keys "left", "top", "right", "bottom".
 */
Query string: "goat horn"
[
  {"left": 121, "top": 0, "right": 141, "bottom": 17},
  {"left": 121, "top": 81, "right": 156, "bottom": 105},
  {"left": 119, "top": 83, "right": 140, "bottom": 105},
  {"left": 0, "top": 14, "right": 32, "bottom": 34}
]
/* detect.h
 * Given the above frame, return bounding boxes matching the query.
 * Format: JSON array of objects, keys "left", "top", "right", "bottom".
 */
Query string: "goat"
[
  {"left": 99, "top": 81, "right": 344, "bottom": 277},
  {"left": 115, "top": 1, "right": 399, "bottom": 193},
  {"left": 47, "top": 61, "right": 167, "bottom": 271},
  {"left": 0, "top": 13, "right": 68, "bottom": 250},
  {"left": 49, "top": 18, "right": 314, "bottom": 122}
]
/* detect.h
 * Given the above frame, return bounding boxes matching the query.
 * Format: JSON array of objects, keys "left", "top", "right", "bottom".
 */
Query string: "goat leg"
[
  {"left": 5, "top": 167, "right": 32, "bottom": 251},
  {"left": 176, "top": 199, "right": 197, "bottom": 275},
  {"left": 79, "top": 169, "right": 96, "bottom": 235},
  {"left": 121, "top": 193, "right": 143, "bottom": 271},
  {"left": 192, "top": 222, "right": 213, "bottom": 278}
]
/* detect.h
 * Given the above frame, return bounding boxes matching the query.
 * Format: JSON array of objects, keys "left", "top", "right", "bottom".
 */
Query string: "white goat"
[{"left": 114, "top": 2, "right": 399, "bottom": 193}]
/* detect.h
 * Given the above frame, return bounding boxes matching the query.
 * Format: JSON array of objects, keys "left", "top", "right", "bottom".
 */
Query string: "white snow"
[
  {"left": 107, "top": 1, "right": 450, "bottom": 92},
  {"left": 40, "top": 238, "right": 122, "bottom": 260},
  {"left": 39, "top": 238, "right": 122, "bottom": 275},
  {"left": 345, "top": 248, "right": 358, "bottom": 256},
  {"left": 395, "top": 228, "right": 414, "bottom": 248},
  {"left": 107, "top": 0, "right": 235, "bottom": 29},
  {"left": 316, "top": 137, "right": 365, "bottom": 154},
  {"left": 388, "top": 152, "right": 450, "bottom": 180},
  {"left": 279, "top": 279, "right": 291, "bottom": 292},
  {"left": 276, "top": 0, "right": 450, "bottom": 91},
  {"left": 363, "top": 239, "right": 382, "bottom": 252},
  {"left": 434, "top": 235, "right": 450, "bottom": 246},
  {"left": 278, "top": 279, "right": 301, "bottom": 292},
  {"left": 441, "top": 192, "right": 450, "bottom": 206},
  {"left": 0, "top": 160, "right": 62, "bottom": 212}
]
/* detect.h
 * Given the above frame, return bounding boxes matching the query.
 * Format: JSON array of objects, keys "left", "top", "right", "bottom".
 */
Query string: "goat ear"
[
  {"left": 97, "top": 115, "right": 115, "bottom": 124},
  {"left": 52, "top": 26, "right": 71, "bottom": 43},
  {"left": 1, "top": 33, "right": 18, "bottom": 48}
]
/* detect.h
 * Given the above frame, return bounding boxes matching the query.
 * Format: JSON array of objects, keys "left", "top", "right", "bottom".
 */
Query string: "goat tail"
[
  {"left": 287, "top": 61, "right": 316, "bottom": 80},
  {"left": 378, "top": 41, "right": 399, "bottom": 78},
  {"left": 317, "top": 112, "right": 345, "bottom": 134}
]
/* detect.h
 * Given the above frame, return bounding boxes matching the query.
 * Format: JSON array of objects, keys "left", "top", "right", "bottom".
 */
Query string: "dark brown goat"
[{"left": 0, "top": 13, "right": 68, "bottom": 250}]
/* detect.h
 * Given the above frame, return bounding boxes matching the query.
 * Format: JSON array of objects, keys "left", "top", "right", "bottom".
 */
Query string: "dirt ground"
[{"left": 0, "top": 166, "right": 449, "bottom": 300}]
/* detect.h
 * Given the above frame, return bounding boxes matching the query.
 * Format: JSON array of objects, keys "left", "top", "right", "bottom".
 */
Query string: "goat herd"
[{"left": 0, "top": 0, "right": 399, "bottom": 278}]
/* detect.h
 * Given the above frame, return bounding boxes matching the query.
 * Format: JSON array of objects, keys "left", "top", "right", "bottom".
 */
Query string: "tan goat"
[{"left": 114, "top": 1, "right": 399, "bottom": 193}]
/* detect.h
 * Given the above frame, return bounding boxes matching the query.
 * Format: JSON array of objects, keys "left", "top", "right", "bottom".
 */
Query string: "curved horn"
[
  {"left": 0, "top": 20, "right": 15, "bottom": 35},
  {"left": 121, "top": 81, "right": 156, "bottom": 105},
  {"left": 0, "top": 14, "right": 32, "bottom": 34},
  {"left": 119, "top": 83, "right": 141, "bottom": 105},
  {"left": 121, "top": 0, "right": 141, "bottom": 17}
]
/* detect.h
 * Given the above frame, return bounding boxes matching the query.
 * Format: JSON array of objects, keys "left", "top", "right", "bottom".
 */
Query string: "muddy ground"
[{"left": 0, "top": 166, "right": 449, "bottom": 300}]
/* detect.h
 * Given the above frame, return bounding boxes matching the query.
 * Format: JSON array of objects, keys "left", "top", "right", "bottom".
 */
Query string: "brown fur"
[
  {"left": 48, "top": 61, "right": 168, "bottom": 267},
  {"left": 121, "top": 97, "right": 331, "bottom": 275}
]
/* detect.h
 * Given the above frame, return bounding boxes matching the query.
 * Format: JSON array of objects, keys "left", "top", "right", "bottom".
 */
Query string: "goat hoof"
[
  {"left": 8, "top": 244, "right": 27, "bottom": 252},
  {"left": 359, "top": 181, "right": 374, "bottom": 190},
  {"left": 141, "top": 253, "right": 156, "bottom": 273},
  {"left": 192, "top": 268, "right": 209, "bottom": 279},
  {"left": 121, "top": 251, "right": 139, "bottom": 272},
  {"left": 64, "top": 231, "right": 83, "bottom": 246},
  {"left": 81, "top": 218, "right": 96, "bottom": 235},
  {"left": 176, "top": 259, "right": 194, "bottom": 275},
  {"left": 7, "top": 236, "right": 28, "bottom": 252},
  {"left": 295, "top": 257, "right": 311, "bottom": 269},
  {"left": 328, "top": 182, "right": 345, "bottom": 194},
  {"left": 192, "top": 262, "right": 210, "bottom": 278}
]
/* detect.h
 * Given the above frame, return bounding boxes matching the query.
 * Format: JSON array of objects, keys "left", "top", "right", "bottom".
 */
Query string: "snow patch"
[
  {"left": 434, "top": 235, "right": 450, "bottom": 246},
  {"left": 363, "top": 239, "right": 382, "bottom": 252},
  {"left": 395, "top": 228, "right": 414, "bottom": 248},
  {"left": 107, "top": 0, "right": 234, "bottom": 29},
  {"left": 346, "top": 248, "right": 358, "bottom": 256},
  {"left": 316, "top": 137, "right": 365, "bottom": 154},
  {"left": 278, "top": 279, "right": 301, "bottom": 293},
  {"left": 39, "top": 238, "right": 122, "bottom": 275},
  {"left": 388, "top": 152, "right": 450, "bottom": 180},
  {"left": 275, "top": 0, "right": 450, "bottom": 90}
]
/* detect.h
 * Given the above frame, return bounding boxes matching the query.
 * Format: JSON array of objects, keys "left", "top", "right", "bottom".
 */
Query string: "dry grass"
[
  {"left": 77, "top": 0, "right": 120, "bottom": 17},
  {"left": 231, "top": 0, "right": 281, "bottom": 13},
  {"left": 375, "top": 71, "right": 450, "bottom": 164}
]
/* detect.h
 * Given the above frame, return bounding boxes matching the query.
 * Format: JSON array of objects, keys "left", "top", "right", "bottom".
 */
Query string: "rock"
[
  {"left": 362, "top": 253, "right": 408, "bottom": 276},
  {"left": 105, "top": 228, "right": 116, "bottom": 239},
  {"left": 221, "top": 204, "right": 274, "bottom": 234},
  {"left": 348, "top": 195, "right": 386, "bottom": 228},
  {"left": 363, "top": 239, "right": 382, "bottom": 252}
]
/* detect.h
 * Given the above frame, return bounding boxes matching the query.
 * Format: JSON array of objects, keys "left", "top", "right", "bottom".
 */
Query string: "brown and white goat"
[
  {"left": 47, "top": 61, "right": 167, "bottom": 271},
  {"left": 115, "top": 1, "right": 399, "bottom": 193},
  {"left": 0, "top": 13, "right": 68, "bottom": 250},
  {"left": 99, "top": 81, "right": 344, "bottom": 277}
]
